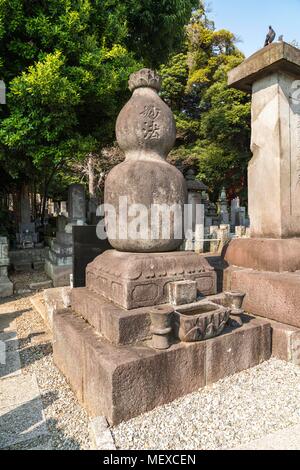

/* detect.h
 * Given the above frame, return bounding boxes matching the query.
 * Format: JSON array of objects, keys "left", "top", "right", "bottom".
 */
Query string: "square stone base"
[
  {"left": 53, "top": 308, "right": 271, "bottom": 425},
  {"left": 44, "top": 260, "right": 71, "bottom": 288},
  {"left": 269, "top": 319, "right": 300, "bottom": 365},
  {"left": 224, "top": 266, "right": 300, "bottom": 328},
  {"left": 86, "top": 250, "right": 217, "bottom": 310},
  {"left": 224, "top": 238, "right": 300, "bottom": 273}
]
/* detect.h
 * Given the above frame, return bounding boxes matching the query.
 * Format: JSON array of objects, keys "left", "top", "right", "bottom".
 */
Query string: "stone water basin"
[{"left": 173, "top": 301, "right": 231, "bottom": 343}]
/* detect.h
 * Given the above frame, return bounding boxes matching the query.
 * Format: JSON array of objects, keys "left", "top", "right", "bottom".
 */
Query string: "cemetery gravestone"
[
  {"left": 45, "top": 184, "right": 87, "bottom": 287},
  {"left": 72, "top": 225, "right": 111, "bottom": 288}
]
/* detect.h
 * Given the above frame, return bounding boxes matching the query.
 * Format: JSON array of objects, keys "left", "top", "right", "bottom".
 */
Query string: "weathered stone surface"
[
  {"left": 173, "top": 302, "right": 231, "bottom": 343},
  {"left": 206, "top": 317, "right": 271, "bottom": 385},
  {"left": 228, "top": 42, "right": 300, "bottom": 92},
  {"left": 86, "top": 250, "right": 217, "bottom": 310},
  {"left": 29, "top": 280, "right": 52, "bottom": 291},
  {"left": 149, "top": 306, "right": 173, "bottom": 350},
  {"left": 71, "top": 287, "right": 152, "bottom": 345},
  {"left": 9, "top": 248, "right": 46, "bottom": 271},
  {"left": 265, "top": 318, "right": 300, "bottom": 365},
  {"left": 229, "top": 43, "right": 300, "bottom": 239},
  {"left": 224, "top": 266, "right": 300, "bottom": 328},
  {"left": 224, "top": 238, "right": 300, "bottom": 272},
  {"left": 44, "top": 260, "right": 71, "bottom": 288},
  {"left": 53, "top": 308, "right": 271, "bottom": 425},
  {"left": 105, "top": 69, "right": 187, "bottom": 252},
  {"left": 32, "top": 287, "right": 71, "bottom": 330},
  {"left": 53, "top": 309, "right": 90, "bottom": 404},
  {"left": 68, "top": 184, "right": 86, "bottom": 225},
  {"left": 168, "top": 280, "right": 197, "bottom": 306},
  {"left": 105, "top": 160, "right": 187, "bottom": 253}
]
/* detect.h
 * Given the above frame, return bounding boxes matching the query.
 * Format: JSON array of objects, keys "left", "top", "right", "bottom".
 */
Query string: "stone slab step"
[
  {"left": 29, "top": 280, "right": 53, "bottom": 291},
  {"left": 0, "top": 374, "right": 49, "bottom": 449},
  {"left": 235, "top": 423, "right": 300, "bottom": 450}
]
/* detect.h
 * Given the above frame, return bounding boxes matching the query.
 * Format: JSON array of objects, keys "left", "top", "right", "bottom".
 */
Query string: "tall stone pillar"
[{"left": 225, "top": 42, "right": 300, "bottom": 327}]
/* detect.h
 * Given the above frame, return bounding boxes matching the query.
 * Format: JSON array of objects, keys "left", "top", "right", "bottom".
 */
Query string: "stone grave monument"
[
  {"left": 45, "top": 184, "right": 86, "bottom": 287},
  {"left": 225, "top": 42, "right": 300, "bottom": 329},
  {"left": 53, "top": 69, "right": 271, "bottom": 425},
  {"left": 0, "top": 237, "right": 13, "bottom": 297},
  {"left": 16, "top": 186, "right": 39, "bottom": 249},
  {"left": 182, "top": 169, "right": 206, "bottom": 252},
  {"left": 218, "top": 188, "right": 229, "bottom": 225}
]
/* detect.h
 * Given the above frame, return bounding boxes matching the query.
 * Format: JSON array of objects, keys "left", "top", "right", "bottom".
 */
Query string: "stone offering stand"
[{"left": 53, "top": 69, "right": 271, "bottom": 425}]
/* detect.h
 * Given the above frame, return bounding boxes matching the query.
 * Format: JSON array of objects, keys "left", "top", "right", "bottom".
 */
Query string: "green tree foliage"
[
  {"left": 160, "top": 3, "right": 251, "bottom": 200},
  {"left": 0, "top": 0, "right": 195, "bottom": 212},
  {"left": 123, "top": 0, "right": 198, "bottom": 68}
]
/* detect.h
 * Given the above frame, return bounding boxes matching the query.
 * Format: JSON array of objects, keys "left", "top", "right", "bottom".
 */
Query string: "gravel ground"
[
  {"left": 2, "top": 288, "right": 91, "bottom": 450},
  {"left": 11, "top": 271, "right": 51, "bottom": 294},
  {"left": 112, "top": 359, "right": 300, "bottom": 450}
]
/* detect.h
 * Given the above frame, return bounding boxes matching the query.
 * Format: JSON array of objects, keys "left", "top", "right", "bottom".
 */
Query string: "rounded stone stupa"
[{"left": 105, "top": 68, "right": 187, "bottom": 253}]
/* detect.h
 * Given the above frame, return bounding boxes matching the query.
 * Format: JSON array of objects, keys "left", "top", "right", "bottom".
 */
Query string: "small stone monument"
[
  {"left": 16, "top": 186, "right": 39, "bottom": 249},
  {"left": 45, "top": 184, "right": 86, "bottom": 287},
  {"left": 0, "top": 237, "right": 13, "bottom": 297},
  {"left": 183, "top": 169, "right": 206, "bottom": 252},
  {"left": 218, "top": 188, "right": 229, "bottom": 225},
  {"left": 60, "top": 201, "right": 68, "bottom": 217},
  {"left": 53, "top": 69, "right": 271, "bottom": 425},
  {"left": 230, "top": 196, "right": 240, "bottom": 227}
]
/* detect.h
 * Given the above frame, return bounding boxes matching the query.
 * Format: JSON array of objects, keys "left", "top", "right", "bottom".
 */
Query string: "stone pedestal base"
[
  {"left": 87, "top": 250, "right": 217, "bottom": 310},
  {"left": 9, "top": 247, "right": 47, "bottom": 272},
  {"left": 224, "top": 238, "right": 300, "bottom": 272},
  {"left": 224, "top": 266, "right": 300, "bottom": 328},
  {"left": 224, "top": 238, "right": 300, "bottom": 329},
  {"left": 268, "top": 319, "right": 300, "bottom": 365},
  {"left": 53, "top": 308, "right": 271, "bottom": 425},
  {"left": 44, "top": 259, "right": 71, "bottom": 288}
]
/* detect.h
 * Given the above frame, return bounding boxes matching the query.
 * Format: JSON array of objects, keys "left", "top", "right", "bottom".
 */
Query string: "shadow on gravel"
[
  {"left": 0, "top": 309, "right": 31, "bottom": 332},
  {"left": 18, "top": 341, "right": 52, "bottom": 370},
  {"left": 0, "top": 391, "right": 85, "bottom": 450},
  {"left": 0, "top": 292, "right": 33, "bottom": 307}
]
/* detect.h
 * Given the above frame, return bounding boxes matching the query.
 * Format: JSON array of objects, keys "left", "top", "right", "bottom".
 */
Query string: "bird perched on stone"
[{"left": 264, "top": 26, "right": 276, "bottom": 47}]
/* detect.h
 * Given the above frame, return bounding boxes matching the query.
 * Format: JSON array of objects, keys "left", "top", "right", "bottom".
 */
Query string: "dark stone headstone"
[{"left": 72, "top": 225, "right": 111, "bottom": 288}]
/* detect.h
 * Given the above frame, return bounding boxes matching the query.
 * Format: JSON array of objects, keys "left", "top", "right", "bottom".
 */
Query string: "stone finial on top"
[{"left": 128, "top": 68, "right": 161, "bottom": 93}]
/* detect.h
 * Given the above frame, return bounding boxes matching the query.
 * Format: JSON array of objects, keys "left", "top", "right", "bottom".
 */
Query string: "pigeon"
[{"left": 264, "top": 26, "right": 276, "bottom": 47}]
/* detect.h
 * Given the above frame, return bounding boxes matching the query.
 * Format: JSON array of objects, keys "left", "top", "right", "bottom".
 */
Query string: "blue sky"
[{"left": 209, "top": 0, "right": 300, "bottom": 57}]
